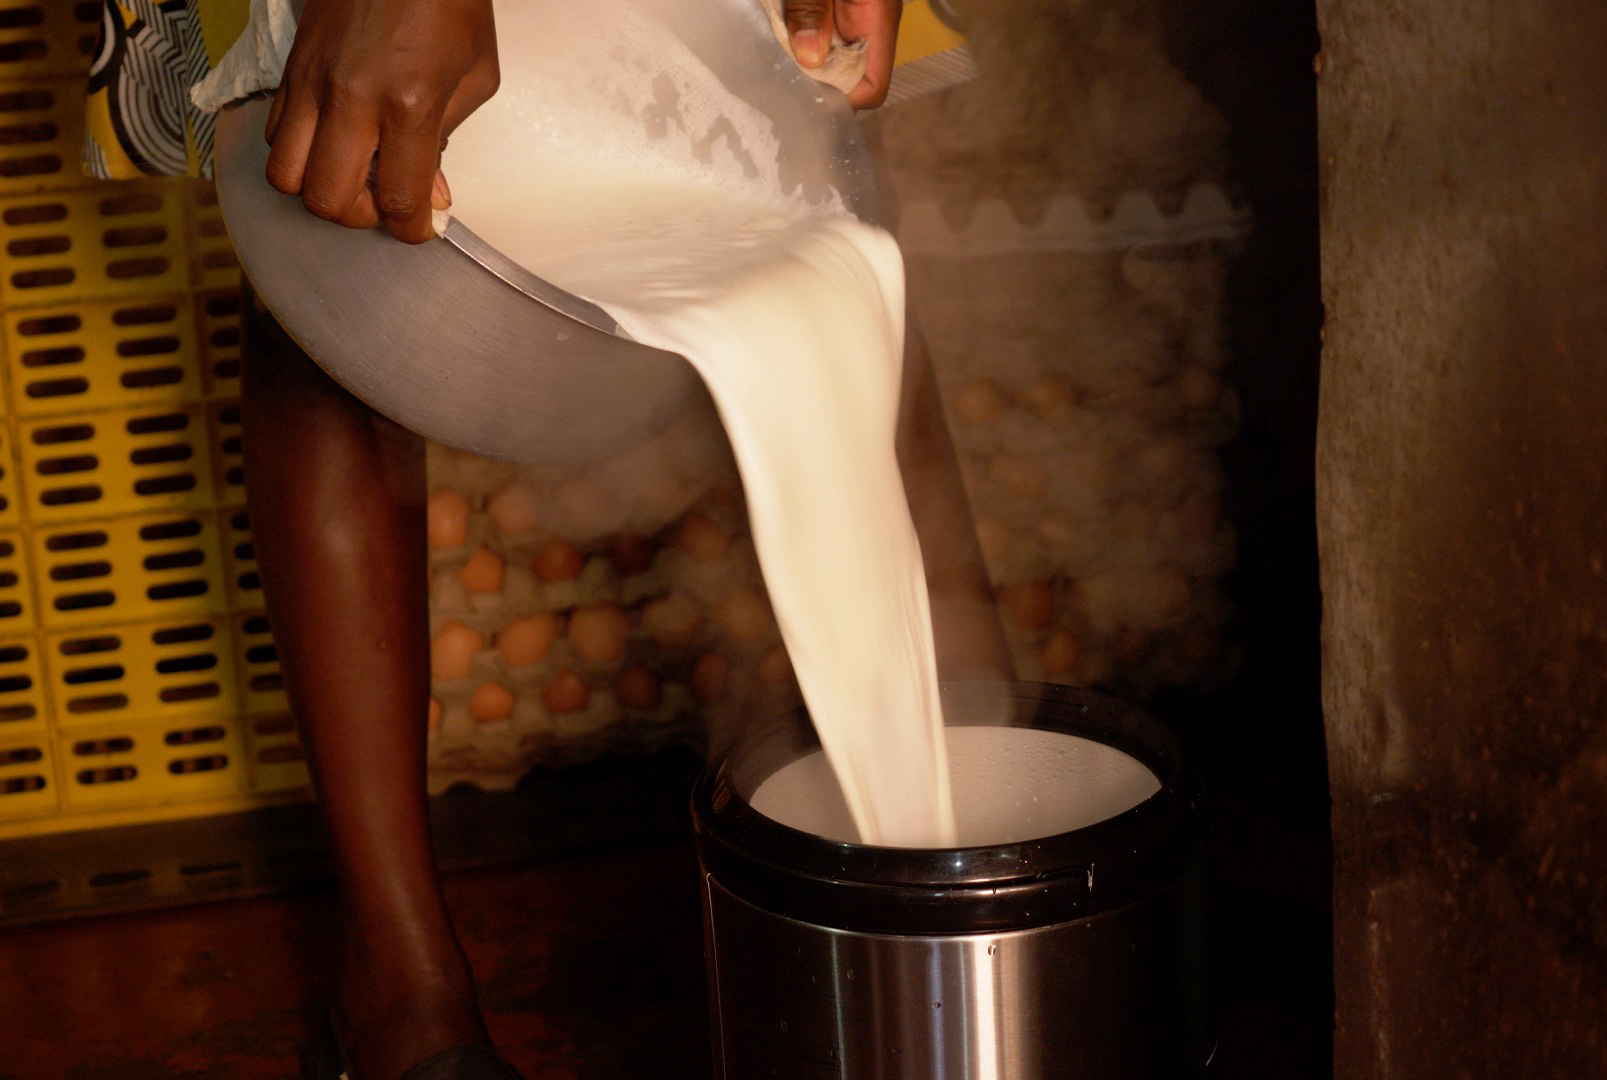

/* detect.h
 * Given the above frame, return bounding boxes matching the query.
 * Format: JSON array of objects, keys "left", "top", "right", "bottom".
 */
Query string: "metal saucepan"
[{"left": 213, "top": 0, "right": 880, "bottom": 465}]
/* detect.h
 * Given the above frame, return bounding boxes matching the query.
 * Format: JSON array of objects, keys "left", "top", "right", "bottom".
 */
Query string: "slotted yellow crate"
[
  {"left": 0, "top": 77, "right": 83, "bottom": 199},
  {"left": 0, "top": 732, "right": 57, "bottom": 822},
  {"left": 0, "top": 531, "right": 34, "bottom": 634},
  {"left": 59, "top": 714, "right": 246, "bottom": 811},
  {"left": 0, "top": 433, "right": 22, "bottom": 530},
  {"left": 195, "top": 289, "right": 243, "bottom": 399},
  {"left": 0, "top": 0, "right": 98, "bottom": 82},
  {"left": 183, "top": 183, "right": 242, "bottom": 293},
  {"left": 0, "top": 185, "right": 192, "bottom": 306},
  {"left": 243, "top": 713, "right": 308, "bottom": 794},
  {"left": 220, "top": 505, "right": 260, "bottom": 607},
  {"left": 208, "top": 399, "right": 246, "bottom": 506},
  {"left": 0, "top": 0, "right": 310, "bottom": 840},
  {"left": 30, "top": 511, "right": 229, "bottom": 629},
  {"left": 4, "top": 294, "right": 204, "bottom": 415},
  {"left": 44, "top": 616, "right": 238, "bottom": 729},
  {"left": 19, "top": 404, "right": 216, "bottom": 523},
  {"left": 0, "top": 634, "right": 47, "bottom": 735},
  {"left": 233, "top": 611, "right": 284, "bottom": 715}
]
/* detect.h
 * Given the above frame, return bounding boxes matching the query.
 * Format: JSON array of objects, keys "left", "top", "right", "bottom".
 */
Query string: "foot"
[{"left": 337, "top": 942, "right": 493, "bottom": 1079}]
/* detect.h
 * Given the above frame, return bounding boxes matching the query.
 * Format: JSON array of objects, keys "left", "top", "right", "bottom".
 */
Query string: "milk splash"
[{"left": 446, "top": 0, "right": 956, "bottom": 846}]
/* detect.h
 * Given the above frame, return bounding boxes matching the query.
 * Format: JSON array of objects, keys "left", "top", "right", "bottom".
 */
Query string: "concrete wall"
[{"left": 1316, "top": 1, "right": 1607, "bottom": 1073}]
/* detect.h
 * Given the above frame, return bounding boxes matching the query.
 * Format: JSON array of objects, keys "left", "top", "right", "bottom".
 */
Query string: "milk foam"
[{"left": 446, "top": 0, "right": 955, "bottom": 845}]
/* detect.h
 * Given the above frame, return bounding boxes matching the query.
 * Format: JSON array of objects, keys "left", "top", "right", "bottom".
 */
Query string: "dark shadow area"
[
  {"left": 0, "top": 750, "right": 703, "bottom": 929},
  {"left": 1152, "top": 0, "right": 1332, "bottom": 1076}
]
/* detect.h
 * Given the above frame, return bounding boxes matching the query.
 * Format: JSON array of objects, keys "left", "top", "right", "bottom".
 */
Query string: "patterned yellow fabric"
[{"left": 83, "top": 0, "right": 250, "bottom": 180}]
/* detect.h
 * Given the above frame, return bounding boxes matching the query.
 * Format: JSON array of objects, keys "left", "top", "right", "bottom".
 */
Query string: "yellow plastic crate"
[
  {"left": 0, "top": 185, "right": 191, "bottom": 307},
  {"left": 0, "top": 633, "right": 47, "bottom": 734},
  {"left": 0, "top": 530, "right": 34, "bottom": 634},
  {"left": 4, "top": 294, "right": 204, "bottom": 416},
  {"left": 0, "top": 1, "right": 97, "bottom": 82},
  {"left": 0, "top": 428, "right": 22, "bottom": 529},
  {"left": 0, "top": 732, "right": 56, "bottom": 821},
  {"left": 18, "top": 403, "right": 216, "bottom": 522},
  {"left": 44, "top": 615, "right": 238, "bottom": 730},
  {"left": 0, "top": 77, "right": 84, "bottom": 199},
  {"left": 196, "top": 289, "right": 243, "bottom": 401},
  {"left": 31, "top": 510, "right": 228, "bottom": 629},
  {"left": 59, "top": 714, "right": 245, "bottom": 811},
  {"left": 243, "top": 713, "right": 308, "bottom": 794},
  {"left": 231, "top": 610, "right": 305, "bottom": 793},
  {"left": 183, "top": 182, "right": 242, "bottom": 294},
  {"left": 233, "top": 611, "right": 284, "bottom": 715},
  {"left": 0, "top": 6, "right": 311, "bottom": 840},
  {"left": 221, "top": 505, "right": 260, "bottom": 608},
  {"left": 208, "top": 399, "right": 245, "bottom": 506}
]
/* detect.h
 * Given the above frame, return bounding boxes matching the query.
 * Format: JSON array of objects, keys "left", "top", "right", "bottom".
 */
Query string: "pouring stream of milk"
[{"left": 446, "top": 0, "right": 956, "bottom": 846}]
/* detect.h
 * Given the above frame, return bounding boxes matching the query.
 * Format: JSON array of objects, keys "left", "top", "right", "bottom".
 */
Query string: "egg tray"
[
  {"left": 905, "top": 223, "right": 1239, "bottom": 695},
  {"left": 422, "top": 424, "right": 803, "bottom": 793}
]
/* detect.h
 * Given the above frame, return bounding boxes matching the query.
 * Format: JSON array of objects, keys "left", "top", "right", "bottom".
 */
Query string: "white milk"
[
  {"left": 446, "top": 0, "right": 955, "bottom": 845},
  {"left": 751, "top": 725, "right": 1162, "bottom": 847}
]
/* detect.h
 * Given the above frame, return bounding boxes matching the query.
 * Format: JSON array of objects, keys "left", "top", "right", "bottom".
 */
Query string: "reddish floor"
[{"left": 0, "top": 844, "right": 711, "bottom": 1080}]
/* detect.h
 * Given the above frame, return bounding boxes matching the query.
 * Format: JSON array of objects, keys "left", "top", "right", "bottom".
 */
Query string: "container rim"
[{"left": 691, "top": 681, "right": 1207, "bottom": 934}]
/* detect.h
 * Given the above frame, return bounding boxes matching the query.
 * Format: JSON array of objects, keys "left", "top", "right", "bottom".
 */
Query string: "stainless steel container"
[{"left": 691, "top": 682, "right": 1213, "bottom": 1079}]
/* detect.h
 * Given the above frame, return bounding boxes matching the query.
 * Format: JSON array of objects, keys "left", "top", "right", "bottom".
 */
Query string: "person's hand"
[
  {"left": 264, "top": 0, "right": 499, "bottom": 243},
  {"left": 782, "top": 0, "right": 902, "bottom": 108}
]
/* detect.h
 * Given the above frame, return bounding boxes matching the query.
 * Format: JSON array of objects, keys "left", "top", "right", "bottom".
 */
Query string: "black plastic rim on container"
[{"left": 692, "top": 681, "right": 1207, "bottom": 936}]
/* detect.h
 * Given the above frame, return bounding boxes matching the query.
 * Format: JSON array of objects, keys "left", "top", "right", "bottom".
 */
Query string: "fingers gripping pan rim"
[{"left": 213, "top": 96, "right": 699, "bottom": 467}]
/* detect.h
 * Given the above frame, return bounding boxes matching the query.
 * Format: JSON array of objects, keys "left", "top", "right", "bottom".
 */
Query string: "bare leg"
[
  {"left": 897, "top": 330, "right": 1013, "bottom": 680},
  {"left": 240, "top": 288, "right": 488, "bottom": 1078}
]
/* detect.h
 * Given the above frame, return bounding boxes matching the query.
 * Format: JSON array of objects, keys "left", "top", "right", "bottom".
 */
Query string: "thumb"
[{"left": 783, "top": 0, "right": 834, "bottom": 68}]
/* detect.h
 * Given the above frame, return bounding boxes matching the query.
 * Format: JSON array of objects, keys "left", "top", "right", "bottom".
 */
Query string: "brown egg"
[
  {"left": 1024, "top": 373, "right": 1078, "bottom": 416},
  {"left": 543, "top": 669, "right": 590, "bottom": 713},
  {"left": 487, "top": 482, "right": 541, "bottom": 537},
  {"left": 552, "top": 480, "right": 615, "bottom": 539},
  {"left": 531, "top": 538, "right": 584, "bottom": 583},
  {"left": 676, "top": 513, "right": 732, "bottom": 563},
  {"left": 999, "top": 580, "right": 1055, "bottom": 632},
  {"left": 616, "top": 666, "right": 662, "bottom": 711},
  {"left": 469, "top": 681, "right": 515, "bottom": 724},
  {"left": 1138, "top": 438, "right": 1190, "bottom": 486},
  {"left": 497, "top": 613, "right": 560, "bottom": 668},
  {"left": 1040, "top": 630, "right": 1080, "bottom": 677},
  {"left": 569, "top": 604, "right": 630, "bottom": 665},
  {"left": 426, "top": 488, "right": 471, "bottom": 549},
  {"left": 1177, "top": 367, "right": 1221, "bottom": 409},
  {"left": 426, "top": 697, "right": 443, "bottom": 733},
  {"left": 989, "top": 452, "right": 1048, "bottom": 499},
  {"left": 758, "top": 647, "right": 793, "bottom": 685},
  {"left": 717, "top": 587, "right": 773, "bottom": 642},
  {"left": 950, "top": 378, "right": 1007, "bottom": 425},
  {"left": 642, "top": 591, "right": 700, "bottom": 648},
  {"left": 691, "top": 652, "right": 729, "bottom": 702},
  {"left": 458, "top": 546, "right": 505, "bottom": 594},
  {"left": 609, "top": 533, "right": 656, "bottom": 576},
  {"left": 430, "top": 620, "right": 485, "bottom": 680},
  {"left": 1036, "top": 514, "right": 1077, "bottom": 552}
]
